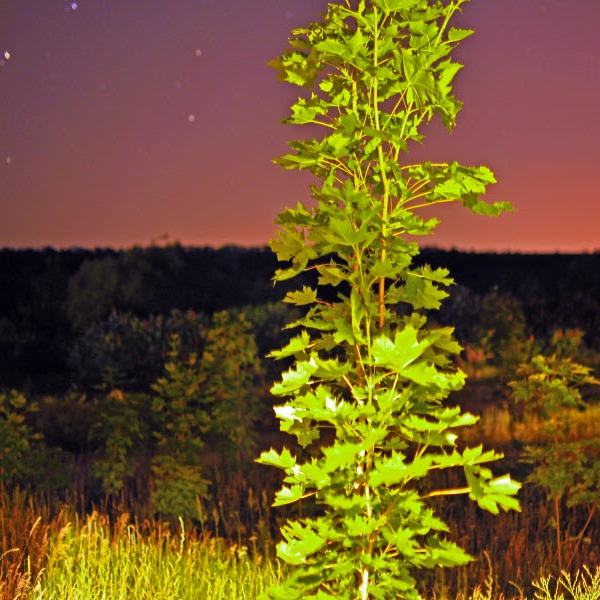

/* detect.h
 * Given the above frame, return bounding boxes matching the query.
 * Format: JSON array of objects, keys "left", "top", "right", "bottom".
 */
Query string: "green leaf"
[
  {"left": 447, "top": 27, "right": 474, "bottom": 43},
  {"left": 465, "top": 465, "right": 522, "bottom": 515},
  {"left": 272, "top": 359, "right": 318, "bottom": 395},
  {"left": 317, "top": 261, "right": 347, "bottom": 286},
  {"left": 350, "top": 287, "right": 367, "bottom": 344},
  {"left": 488, "top": 474, "right": 521, "bottom": 496},
  {"left": 404, "top": 362, "right": 438, "bottom": 386},
  {"left": 278, "top": 523, "right": 327, "bottom": 564},
  {"left": 404, "top": 273, "right": 448, "bottom": 310},
  {"left": 312, "top": 357, "right": 351, "bottom": 380},
  {"left": 313, "top": 38, "right": 349, "bottom": 58},
  {"left": 370, "top": 255, "right": 411, "bottom": 279},
  {"left": 322, "top": 442, "right": 363, "bottom": 472},
  {"left": 332, "top": 317, "right": 355, "bottom": 345},
  {"left": 284, "top": 286, "right": 318, "bottom": 306},
  {"left": 424, "top": 537, "right": 473, "bottom": 568},
  {"left": 274, "top": 484, "right": 307, "bottom": 507},
  {"left": 372, "top": 326, "right": 428, "bottom": 370},
  {"left": 256, "top": 447, "right": 297, "bottom": 470},
  {"left": 283, "top": 418, "right": 321, "bottom": 448},
  {"left": 369, "top": 452, "right": 408, "bottom": 487},
  {"left": 288, "top": 95, "right": 329, "bottom": 124},
  {"left": 328, "top": 218, "right": 374, "bottom": 246},
  {"left": 270, "top": 331, "right": 312, "bottom": 360}
]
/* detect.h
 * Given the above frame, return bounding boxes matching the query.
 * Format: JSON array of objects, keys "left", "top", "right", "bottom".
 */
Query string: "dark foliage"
[{"left": 0, "top": 245, "right": 598, "bottom": 392}]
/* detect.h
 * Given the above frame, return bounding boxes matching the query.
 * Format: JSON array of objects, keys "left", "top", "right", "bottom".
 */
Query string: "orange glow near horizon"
[{"left": 1, "top": 1, "right": 599, "bottom": 253}]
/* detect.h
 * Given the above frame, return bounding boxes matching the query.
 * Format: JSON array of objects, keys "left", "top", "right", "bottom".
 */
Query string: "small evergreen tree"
[
  {"left": 511, "top": 355, "right": 600, "bottom": 572},
  {"left": 150, "top": 334, "right": 211, "bottom": 518},
  {"left": 150, "top": 312, "right": 264, "bottom": 519}
]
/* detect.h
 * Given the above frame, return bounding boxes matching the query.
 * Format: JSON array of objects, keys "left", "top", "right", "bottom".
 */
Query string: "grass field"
[
  {"left": 2, "top": 388, "right": 600, "bottom": 600},
  {"left": 1, "top": 504, "right": 285, "bottom": 600}
]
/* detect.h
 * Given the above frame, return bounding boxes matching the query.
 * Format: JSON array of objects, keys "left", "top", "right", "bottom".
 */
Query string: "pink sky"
[{"left": 1, "top": 0, "right": 599, "bottom": 252}]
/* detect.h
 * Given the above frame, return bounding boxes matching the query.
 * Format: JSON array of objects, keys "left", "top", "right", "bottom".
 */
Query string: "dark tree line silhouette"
[{"left": 0, "top": 245, "right": 599, "bottom": 392}]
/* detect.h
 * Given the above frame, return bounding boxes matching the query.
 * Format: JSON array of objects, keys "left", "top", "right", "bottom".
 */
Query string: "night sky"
[{"left": 1, "top": 0, "right": 599, "bottom": 253}]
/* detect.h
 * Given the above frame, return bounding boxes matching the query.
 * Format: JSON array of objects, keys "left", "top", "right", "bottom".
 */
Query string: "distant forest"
[{"left": 1, "top": 244, "right": 599, "bottom": 393}]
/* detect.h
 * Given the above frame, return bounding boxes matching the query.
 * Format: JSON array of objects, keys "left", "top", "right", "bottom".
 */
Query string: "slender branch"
[
  {"left": 565, "top": 504, "right": 597, "bottom": 572},
  {"left": 555, "top": 494, "right": 563, "bottom": 572},
  {"left": 423, "top": 486, "right": 471, "bottom": 499},
  {"left": 406, "top": 197, "right": 460, "bottom": 211},
  {"left": 373, "top": 30, "right": 390, "bottom": 330},
  {"left": 435, "top": 0, "right": 462, "bottom": 46}
]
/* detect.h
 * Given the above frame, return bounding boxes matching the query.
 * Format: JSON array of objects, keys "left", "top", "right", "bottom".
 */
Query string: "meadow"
[
  {"left": 1, "top": 498, "right": 285, "bottom": 599},
  {"left": 2, "top": 377, "right": 600, "bottom": 600}
]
